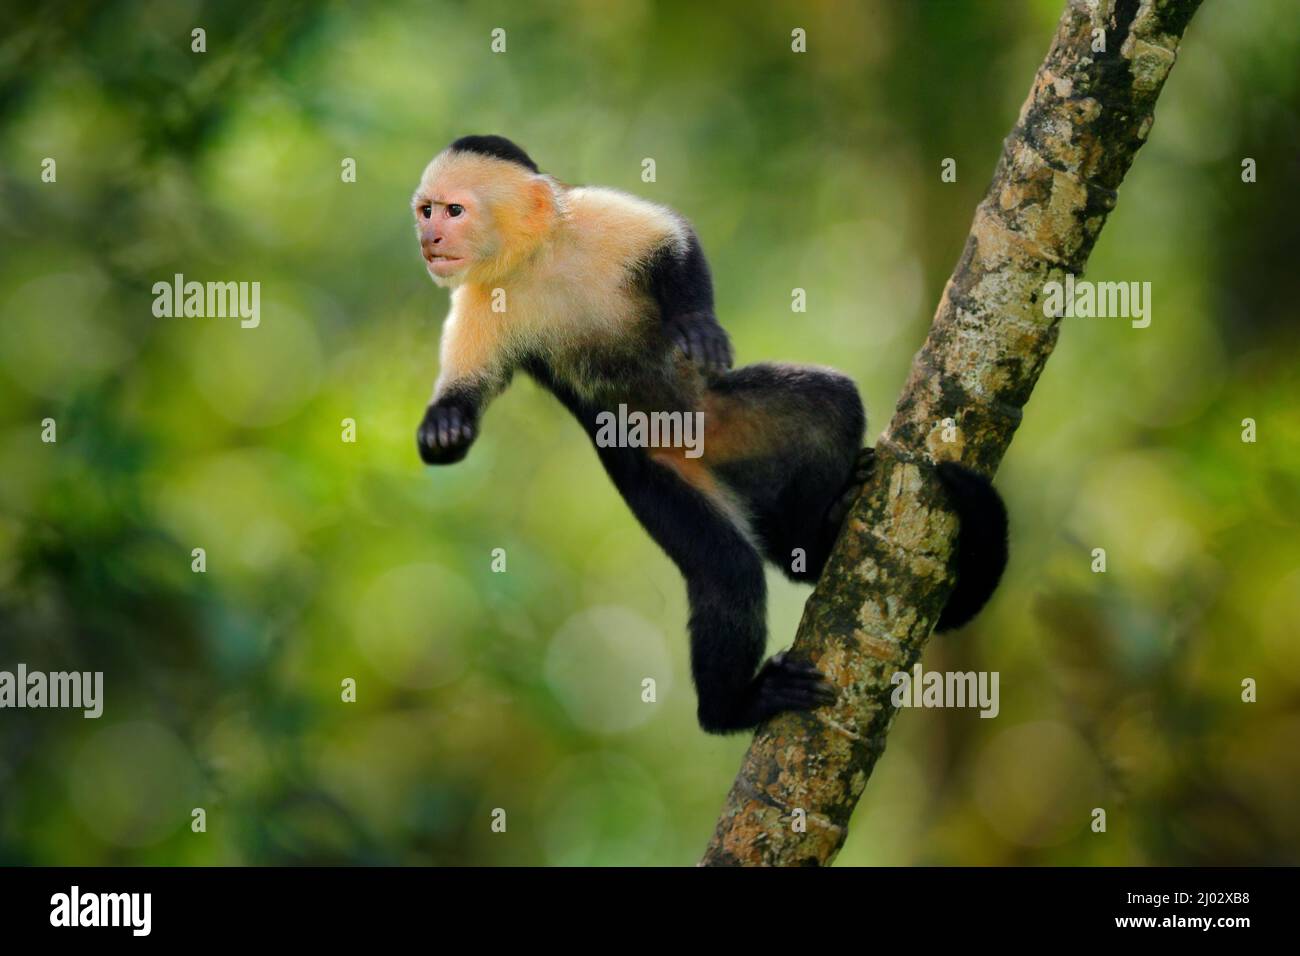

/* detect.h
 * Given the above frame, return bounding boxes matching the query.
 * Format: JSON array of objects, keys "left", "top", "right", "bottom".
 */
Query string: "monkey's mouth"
[{"left": 426, "top": 254, "right": 464, "bottom": 273}]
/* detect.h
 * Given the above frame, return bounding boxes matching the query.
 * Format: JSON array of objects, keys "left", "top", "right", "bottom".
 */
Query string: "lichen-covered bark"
[{"left": 701, "top": 0, "right": 1203, "bottom": 867}]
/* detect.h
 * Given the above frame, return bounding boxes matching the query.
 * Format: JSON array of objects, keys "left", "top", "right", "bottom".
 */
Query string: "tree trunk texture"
[{"left": 702, "top": 0, "right": 1204, "bottom": 867}]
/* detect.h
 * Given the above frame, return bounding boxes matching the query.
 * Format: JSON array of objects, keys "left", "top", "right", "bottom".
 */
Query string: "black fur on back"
[
  {"left": 641, "top": 225, "right": 714, "bottom": 319},
  {"left": 447, "top": 134, "right": 539, "bottom": 173}
]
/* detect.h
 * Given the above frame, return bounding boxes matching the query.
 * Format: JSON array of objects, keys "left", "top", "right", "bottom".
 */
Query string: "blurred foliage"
[{"left": 0, "top": 0, "right": 1298, "bottom": 866}]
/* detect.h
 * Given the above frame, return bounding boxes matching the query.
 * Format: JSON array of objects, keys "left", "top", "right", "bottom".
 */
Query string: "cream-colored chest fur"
[
  {"left": 506, "top": 186, "right": 682, "bottom": 354},
  {"left": 437, "top": 186, "right": 685, "bottom": 393}
]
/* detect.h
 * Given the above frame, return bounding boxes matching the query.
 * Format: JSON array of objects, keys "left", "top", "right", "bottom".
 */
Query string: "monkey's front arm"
[
  {"left": 416, "top": 299, "right": 515, "bottom": 465},
  {"left": 644, "top": 228, "right": 733, "bottom": 373}
]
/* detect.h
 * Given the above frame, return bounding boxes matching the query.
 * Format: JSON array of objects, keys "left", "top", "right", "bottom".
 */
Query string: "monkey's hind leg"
[
  {"left": 599, "top": 449, "right": 837, "bottom": 734},
  {"left": 709, "top": 364, "right": 868, "bottom": 585},
  {"left": 686, "top": 558, "right": 838, "bottom": 734}
]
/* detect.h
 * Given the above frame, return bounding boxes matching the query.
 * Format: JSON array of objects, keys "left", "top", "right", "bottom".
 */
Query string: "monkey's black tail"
[{"left": 933, "top": 461, "right": 1009, "bottom": 632}]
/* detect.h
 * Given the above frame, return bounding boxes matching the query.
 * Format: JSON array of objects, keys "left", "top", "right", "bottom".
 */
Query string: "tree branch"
[{"left": 702, "top": 0, "right": 1204, "bottom": 867}]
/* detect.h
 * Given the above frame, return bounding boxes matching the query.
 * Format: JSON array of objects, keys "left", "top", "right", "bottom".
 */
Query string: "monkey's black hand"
[
  {"left": 824, "top": 446, "right": 876, "bottom": 533},
  {"left": 667, "top": 312, "right": 733, "bottom": 372},
  {"left": 416, "top": 404, "right": 476, "bottom": 465},
  {"left": 748, "top": 650, "right": 837, "bottom": 722}
]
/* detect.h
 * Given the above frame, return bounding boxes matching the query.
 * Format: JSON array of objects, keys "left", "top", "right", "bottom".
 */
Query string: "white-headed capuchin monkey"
[{"left": 412, "top": 134, "right": 1009, "bottom": 734}]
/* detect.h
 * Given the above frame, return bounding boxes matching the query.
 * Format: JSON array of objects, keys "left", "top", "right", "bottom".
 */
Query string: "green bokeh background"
[{"left": 1, "top": 0, "right": 1298, "bottom": 865}]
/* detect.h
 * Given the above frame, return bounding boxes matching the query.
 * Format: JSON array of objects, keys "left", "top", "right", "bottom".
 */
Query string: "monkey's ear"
[
  {"left": 523, "top": 179, "right": 557, "bottom": 230},
  {"left": 528, "top": 179, "right": 554, "bottom": 213}
]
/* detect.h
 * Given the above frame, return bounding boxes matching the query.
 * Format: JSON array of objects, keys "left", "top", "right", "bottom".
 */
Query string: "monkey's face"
[
  {"left": 413, "top": 151, "right": 555, "bottom": 289},
  {"left": 413, "top": 188, "right": 479, "bottom": 287}
]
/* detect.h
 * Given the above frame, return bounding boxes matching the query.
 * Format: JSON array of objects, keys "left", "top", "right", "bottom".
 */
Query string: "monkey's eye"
[
  {"left": 419, "top": 205, "right": 432, "bottom": 219},
  {"left": 447, "top": 203, "right": 465, "bottom": 218}
]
